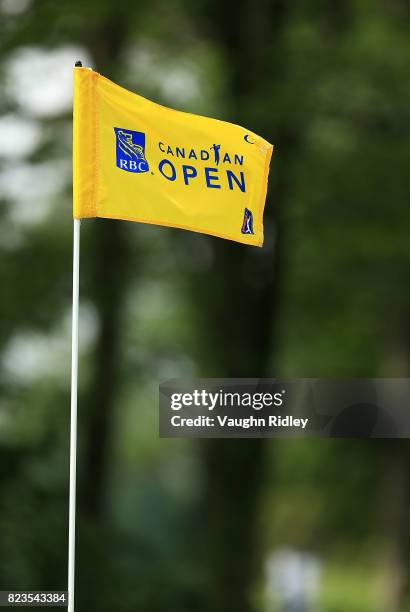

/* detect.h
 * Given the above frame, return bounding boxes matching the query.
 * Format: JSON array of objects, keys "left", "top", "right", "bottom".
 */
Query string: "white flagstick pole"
[{"left": 68, "top": 217, "right": 81, "bottom": 612}]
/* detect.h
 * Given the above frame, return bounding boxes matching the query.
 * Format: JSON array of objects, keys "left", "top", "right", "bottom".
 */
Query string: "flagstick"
[{"left": 68, "top": 218, "right": 81, "bottom": 612}]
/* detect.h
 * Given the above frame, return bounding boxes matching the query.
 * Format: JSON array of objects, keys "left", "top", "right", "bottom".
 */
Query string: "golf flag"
[{"left": 73, "top": 67, "right": 273, "bottom": 246}]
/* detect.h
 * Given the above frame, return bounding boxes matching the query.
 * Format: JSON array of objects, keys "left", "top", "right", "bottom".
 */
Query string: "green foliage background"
[{"left": 0, "top": 1, "right": 409, "bottom": 610}]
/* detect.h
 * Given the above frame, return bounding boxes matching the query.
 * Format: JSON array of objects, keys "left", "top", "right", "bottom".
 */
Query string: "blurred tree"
[
  {"left": 186, "top": 2, "right": 293, "bottom": 611},
  {"left": 78, "top": 11, "right": 132, "bottom": 520}
]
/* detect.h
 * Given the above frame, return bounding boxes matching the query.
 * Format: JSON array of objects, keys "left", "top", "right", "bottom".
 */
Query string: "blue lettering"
[
  {"left": 234, "top": 154, "right": 243, "bottom": 166},
  {"left": 176, "top": 147, "right": 185, "bottom": 158},
  {"left": 227, "top": 170, "right": 245, "bottom": 192},
  {"left": 167, "top": 145, "right": 174, "bottom": 155},
  {"left": 223, "top": 152, "right": 231, "bottom": 164},
  {"left": 183, "top": 165, "right": 197, "bottom": 185},
  {"left": 159, "top": 159, "right": 177, "bottom": 181},
  {"left": 201, "top": 150, "right": 210, "bottom": 161},
  {"left": 159, "top": 142, "right": 166, "bottom": 153},
  {"left": 205, "top": 167, "right": 221, "bottom": 189},
  {"left": 188, "top": 149, "right": 197, "bottom": 160}
]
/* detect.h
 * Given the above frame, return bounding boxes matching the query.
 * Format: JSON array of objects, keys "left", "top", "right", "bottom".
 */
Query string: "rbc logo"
[
  {"left": 114, "top": 127, "right": 149, "bottom": 173},
  {"left": 241, "top": 208, "right": 254, "bottom": 234}
]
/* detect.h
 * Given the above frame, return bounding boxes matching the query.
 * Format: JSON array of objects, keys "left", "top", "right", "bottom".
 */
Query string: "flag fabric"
[{"left": 73, "top": 67, "right": 273, "bottom": 247}]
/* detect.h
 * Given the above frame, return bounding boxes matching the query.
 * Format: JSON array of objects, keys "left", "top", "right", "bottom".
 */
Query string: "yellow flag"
[{"left": 73, "top": 67, "right": 273, "bottom": 247}]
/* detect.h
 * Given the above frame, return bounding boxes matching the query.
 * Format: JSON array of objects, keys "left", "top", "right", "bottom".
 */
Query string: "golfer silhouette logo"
[
  {"left": 210, "top": 143, "right": 221, "bottom": 165},
  {"left": 241, "top": 208, "right": 254, "bottom": 234}
]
